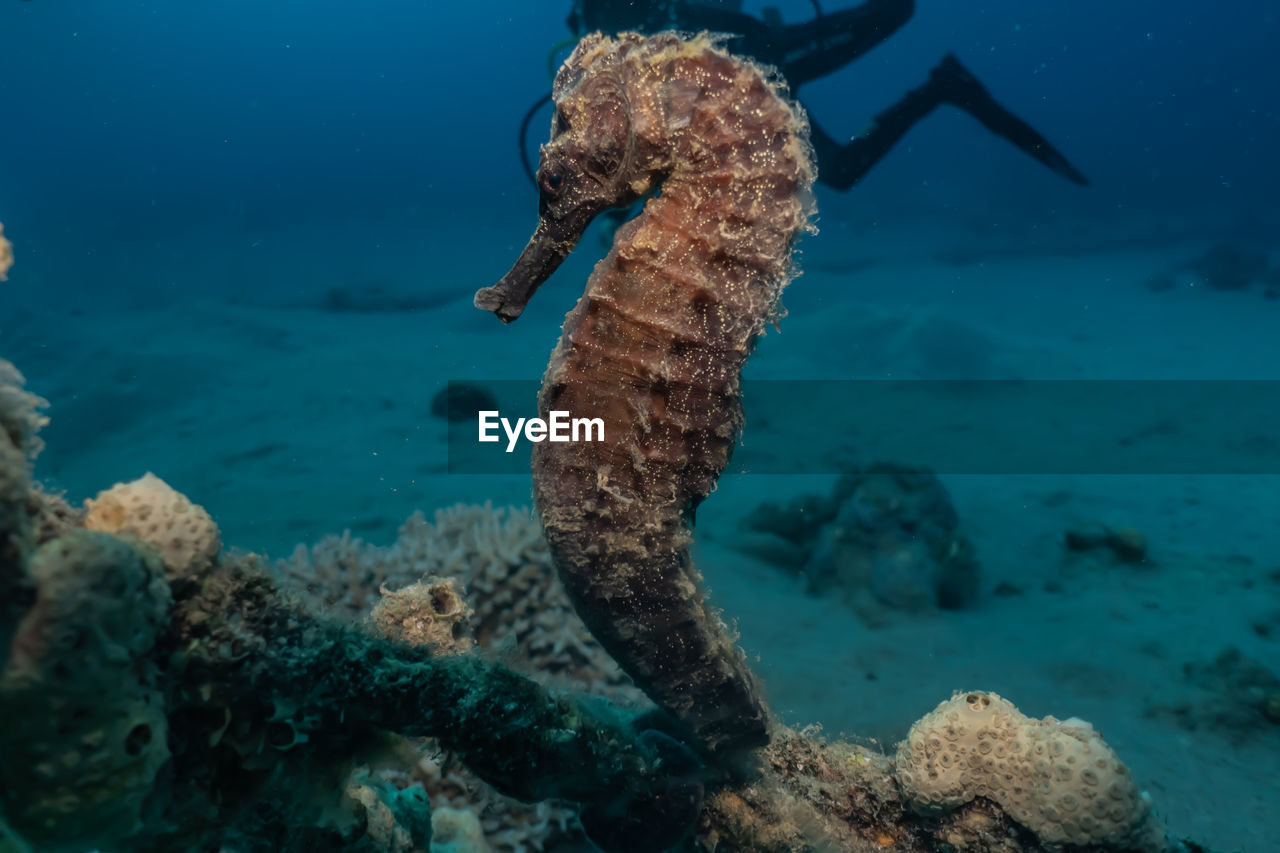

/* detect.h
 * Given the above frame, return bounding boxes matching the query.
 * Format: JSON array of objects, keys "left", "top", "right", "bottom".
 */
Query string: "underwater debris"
[
  {"left": 430, "top": 382, "right": 500, "bottom": 424},
  {"left": 1144, "top": 646, "right": 1280, "bottom": 743},
  {"left": 476, "top": 30, "right": 816, "bottom": 757},
  {"left": 320, "top": 282, "right": 454, "bottom": 314},
  {"left": 1063, "top": 521, "right": 1150, "bottom": 566},
  {"left": 1183, "top": 243, "right": 1269, "bottom": 291},
  {"left": 1146, "top": 242, "right": 1275, "bottom": 296},
  {"left": 739, "top": 465, "right": 981, "bottom": 619}
]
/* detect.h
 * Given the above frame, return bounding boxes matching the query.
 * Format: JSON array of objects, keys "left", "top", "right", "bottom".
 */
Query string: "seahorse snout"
[
  {"left": 476, "top": 48, "right": 647, "bottom": 323},
  {"left": 474, "top": 216, "right": 583, "bottom": 323}
]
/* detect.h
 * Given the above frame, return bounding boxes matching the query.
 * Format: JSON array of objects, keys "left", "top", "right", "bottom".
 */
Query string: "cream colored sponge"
[
  {"left": 895, "top": 691, "right": 1166, "bottom": 851},
  {"left": 84, "top": 472, "right": 220, "bottom": 577},
  {"left": 369, "top": 577, "right": 474, "bottom": 655}
]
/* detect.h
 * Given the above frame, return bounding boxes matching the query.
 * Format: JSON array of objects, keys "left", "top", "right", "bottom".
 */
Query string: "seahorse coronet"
[{"left": 479, "top": 31, "right": 816, "bottom": 757}]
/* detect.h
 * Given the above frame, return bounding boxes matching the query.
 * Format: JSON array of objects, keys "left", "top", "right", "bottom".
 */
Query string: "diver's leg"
[
  {"left": 809, "top": 72, "right": 941, "bottom": 191},
  {"left": 811, "top": 53, "right": 1089, "bottom": 191},
  {"left": 671, "top": 0, "right": 913, "bottom": 82},
  {"left": 929, "top": 53, "right": 1089, "bottom": 185},
  {"left": 776, "top": 0, "right": 916, "bottom": 87}
]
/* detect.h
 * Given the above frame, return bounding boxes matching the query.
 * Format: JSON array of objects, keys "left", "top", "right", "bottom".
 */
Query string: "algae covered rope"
[{"left": 161, "top": 557, "right": 706, "bottom": 851}]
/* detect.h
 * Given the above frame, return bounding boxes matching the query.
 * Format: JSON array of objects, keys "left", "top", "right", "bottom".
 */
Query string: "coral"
[
  {"left": 701, "top": 725, "right": 910, "bottom": 851},
  {"left": 158, "top": 553, "right": 702, "bottom": 853},
  {"left": 0, "top": 16, "right": 1218, "bottom": 834},
  {"left": 370, "top": 577, "right": 474, "bottom": 655},
  {"left": 282, "top": 504, "right": 641, "bottom": 851},
  {"left": 26, "top": 484, "right": 83, "bottom": 546},
  {"left": 84, "top": 471, "right": 221, "bottom": 578},
  {"left": 365, "top": 574, "right": 575, "bottom": 852},
  {"left": 894, "top": 691, "right": 1165, "bottom": 851},
  {"left": 0, "top": 347, "right": 1216, "bottom": 853},
  {"left": 281, "top": 504, "right": 643, "bottom": 704},
  {"left": 430, "top": 806, "right": 490, "bottom": 853},
  {"left": 345, "top": 770, "right": 434, "bottom": 853},
  {"left": 0, "top": 359, "right": 48, "bottom": 655},
  {"left": 0, "top": 223, "right": 11, "bottom": 281},
  {"left": 703, "top": 714, "right": 1198, "bottom": 853},
  {"left": 0, "top": 406, "right": 694, "bottom": 853},
  {"left": 0, "top": 530, "right": 171, "bottom": 852},
  {"left": 0, "top": 359, "right": 47, "bottom": 460},
  {"left": 413, "top": 750, "right": 576, "bottom": 853}
]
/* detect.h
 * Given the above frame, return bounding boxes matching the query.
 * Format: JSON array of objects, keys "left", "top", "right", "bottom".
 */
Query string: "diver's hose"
[
  {"left": 520, "top": 36, "right": 582, "bottom": 187},
  {"left": 518, "top": 92, "right": 554, "bottom": 187}
]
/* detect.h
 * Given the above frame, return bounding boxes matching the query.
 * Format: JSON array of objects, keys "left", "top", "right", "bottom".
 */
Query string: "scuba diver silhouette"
[{"left": 521, "top": 0, "right": 1089, "bottom": 191}]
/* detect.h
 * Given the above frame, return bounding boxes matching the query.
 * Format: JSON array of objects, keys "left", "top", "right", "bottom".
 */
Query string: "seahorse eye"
[{"left": 541, "top": 171, "right": 564, "bottom": 193}]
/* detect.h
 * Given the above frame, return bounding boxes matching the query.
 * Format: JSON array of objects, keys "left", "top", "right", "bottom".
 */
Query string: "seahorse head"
[
  {"left": 474, "top": 33, "right": 670, "bottom": 322},
  {"left": 477, "top": 32, "right": 813, "bottom": 324}
]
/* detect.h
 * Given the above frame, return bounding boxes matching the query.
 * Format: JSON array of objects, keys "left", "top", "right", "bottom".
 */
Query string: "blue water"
[
  {"left": 3, "top": 0, "right": 1277, "bottom": 304},
  {"left": 2, "top": 2, "right": 1279, "bottom": 850}
]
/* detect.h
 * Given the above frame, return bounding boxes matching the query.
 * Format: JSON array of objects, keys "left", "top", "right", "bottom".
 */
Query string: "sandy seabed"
[{"left": 5, "top": 218, "right": 1278, "bottom": 851}]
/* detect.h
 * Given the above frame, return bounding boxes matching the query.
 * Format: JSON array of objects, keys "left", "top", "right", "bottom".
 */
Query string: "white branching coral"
[
  {"left": 0, "top": 358, "right": 49, "bottom": 460},
  {"left": 1, "top": 359, "right": 49, "bottom": 566}
]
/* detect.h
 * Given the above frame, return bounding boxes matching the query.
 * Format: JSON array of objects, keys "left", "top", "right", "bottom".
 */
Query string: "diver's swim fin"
[{"left": 931, "top": 53, "right": 1089, "bottom": 186}]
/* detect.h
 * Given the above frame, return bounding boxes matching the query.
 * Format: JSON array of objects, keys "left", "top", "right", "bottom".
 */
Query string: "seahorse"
[{"left": 475, "top": 32, "right": 815, "bottom": 757}]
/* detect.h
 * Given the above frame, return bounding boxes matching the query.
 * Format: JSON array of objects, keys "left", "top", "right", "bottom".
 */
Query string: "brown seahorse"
[{"left": 475, "top": 32, "right": 815, "bottom": 757}]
